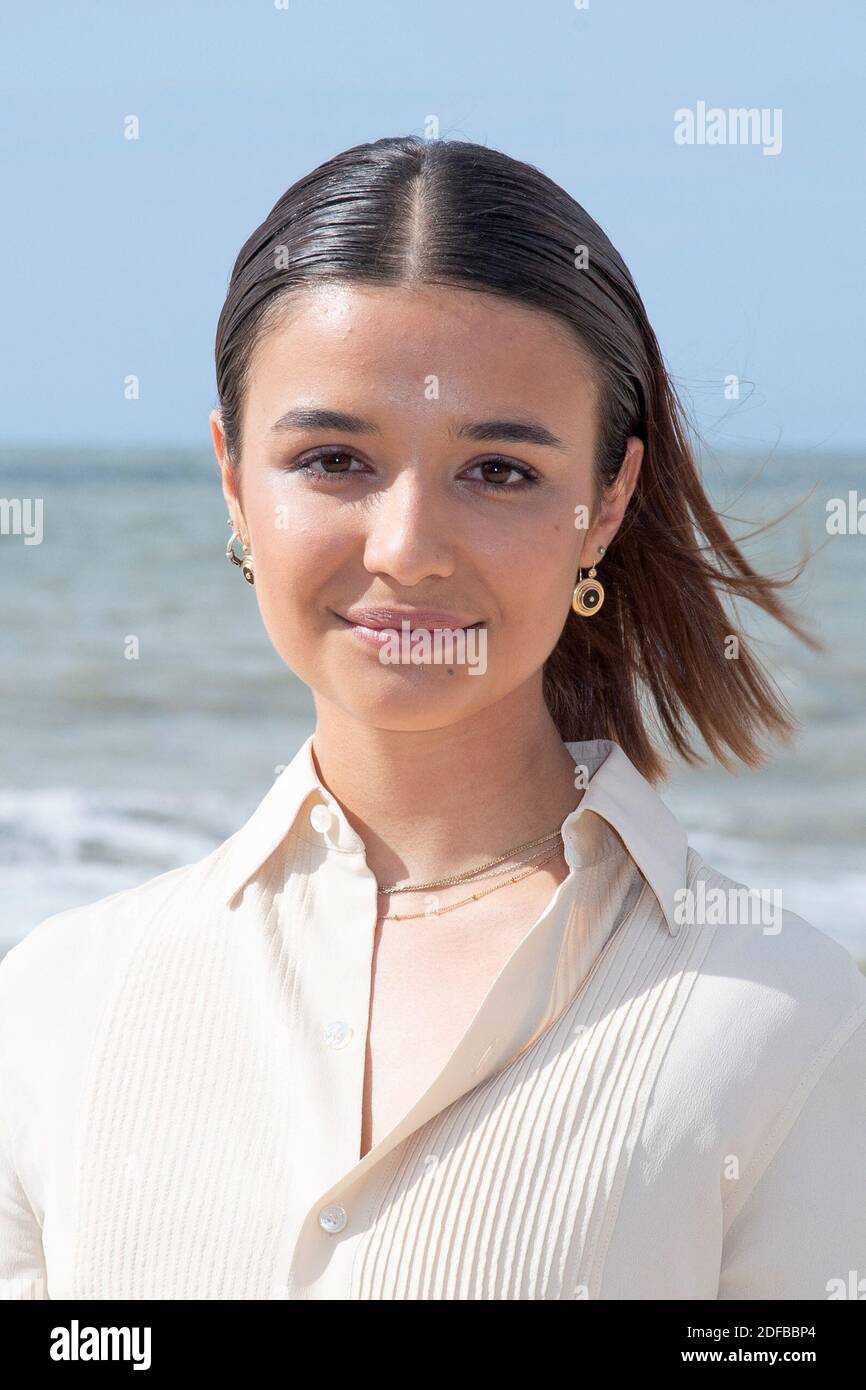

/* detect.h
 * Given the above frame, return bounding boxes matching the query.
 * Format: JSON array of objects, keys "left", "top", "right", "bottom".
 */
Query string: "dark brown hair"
[{"left": 215, "top": 135, "right": 818, "bottom": 782}]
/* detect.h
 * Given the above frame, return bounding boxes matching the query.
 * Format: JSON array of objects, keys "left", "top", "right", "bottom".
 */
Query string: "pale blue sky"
[{"left": 1, "top": 0, "right": 863, "bottom": 450}]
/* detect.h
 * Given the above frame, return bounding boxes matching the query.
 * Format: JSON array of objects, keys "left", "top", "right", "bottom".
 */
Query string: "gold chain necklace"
[
  {"left": 439, "top": 842, "right": 564, "bottom": 887},
  {"left": 377, "top": 841, "right": 564, "bottom": 921},
  {"left": 377, "top": 825, "right": 564, "bottom": 895}
]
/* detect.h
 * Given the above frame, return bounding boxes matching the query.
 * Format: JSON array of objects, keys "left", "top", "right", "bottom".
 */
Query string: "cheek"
[
  {"left": 246, "top": 477, "right": 331, "bottom": 573},
  {"left": 485, "top": 527, "right": 578, "bottom": 639},
  {"left": 244, "top": 497, "right": 342, "bottom": 646}
]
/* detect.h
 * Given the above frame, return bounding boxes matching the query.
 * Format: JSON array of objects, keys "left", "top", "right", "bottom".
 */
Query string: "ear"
[
  {"left": 210, "top": 408, "right": 248, "bottom": 539},
  {"left": 578, "top": 436, "right": 643, "bottom": 569}
]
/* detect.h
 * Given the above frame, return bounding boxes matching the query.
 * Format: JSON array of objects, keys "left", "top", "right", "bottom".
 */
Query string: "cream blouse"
[{"left": 1, "top": 735, "right": 864, "bottom": 1300}]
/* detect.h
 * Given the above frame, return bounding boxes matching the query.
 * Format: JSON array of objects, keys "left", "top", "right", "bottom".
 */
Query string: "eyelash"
[{"left": 284, "top": 449, "right": 540, "bottom": 493}]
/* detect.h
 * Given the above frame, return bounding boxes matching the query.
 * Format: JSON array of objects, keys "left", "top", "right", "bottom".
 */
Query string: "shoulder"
[
  {"left": 0, "top": 840, "right": 232, "bottom": 1043},
  {"left": 682, "top": 847, "right": 866, "bottom": 1031},
  {"left": 664, "top": 848, "right": 866, "bottom": 1127},
  {"left": 0, "top": 838, "right": 247, "bottom": 1169},
  {"left": 637, "top": 849, "right": 866, "bottom": 1212}
]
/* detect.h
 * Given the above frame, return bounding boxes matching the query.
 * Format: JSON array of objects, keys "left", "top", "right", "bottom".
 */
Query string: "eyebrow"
[{"left": 269, "top": 407, "right": 568, "bottom": 451}]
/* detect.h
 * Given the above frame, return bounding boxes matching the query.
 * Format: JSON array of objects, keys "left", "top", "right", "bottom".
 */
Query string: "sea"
[{"left": 1, "top": 446, "right": 864, "bottom": 965}]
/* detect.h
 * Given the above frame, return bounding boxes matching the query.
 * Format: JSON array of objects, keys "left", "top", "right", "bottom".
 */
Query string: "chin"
[{"left": 323, "top": 668, "right": 494, "bottom": 731}]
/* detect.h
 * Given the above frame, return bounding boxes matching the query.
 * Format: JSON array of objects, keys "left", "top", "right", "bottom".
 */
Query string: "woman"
[{"left": 1, "top": 135, "right": 864, "bottom": 1302}]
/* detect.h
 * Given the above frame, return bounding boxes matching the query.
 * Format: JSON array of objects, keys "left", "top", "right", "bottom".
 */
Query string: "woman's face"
[{"left": 212, "top": 282, "right": 641, "bottom": 732}]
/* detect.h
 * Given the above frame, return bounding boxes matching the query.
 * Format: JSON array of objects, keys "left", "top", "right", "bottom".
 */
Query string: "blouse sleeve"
[
  {"left": 718, "top": 1011, "right": 866, "bottom": 1300},
  {"left": 0, "top": 1106, "right": 47, "bottom": 1300},
  {"left": 0, "top": 940, "right": 48, "bottom": 1300}
]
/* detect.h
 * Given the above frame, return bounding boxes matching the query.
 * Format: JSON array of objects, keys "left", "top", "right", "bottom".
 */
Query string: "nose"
[{"left": 361, "top": 471, "right": 457, "bottom": 585}]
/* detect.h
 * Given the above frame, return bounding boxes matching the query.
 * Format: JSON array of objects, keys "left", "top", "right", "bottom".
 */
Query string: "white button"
[
  {"left": 318, "top": 1204, "right": 347, "bottom": 1234},
  {"left": 323, "top": 1020, "right": 353, "bottom": 1049},
  {"left": 309, "top": 803, "right": 334, "bottom": 833}
]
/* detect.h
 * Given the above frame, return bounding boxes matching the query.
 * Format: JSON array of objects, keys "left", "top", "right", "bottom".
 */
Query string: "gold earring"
[
  {"left": 572, "top": 547, "right": 605, "bottom": 616},
  {"left": 225, "top": 523, "right": 255, "bottom": 585}
]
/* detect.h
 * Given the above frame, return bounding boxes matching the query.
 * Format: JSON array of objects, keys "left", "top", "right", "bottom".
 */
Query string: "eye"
[
  {"left": 284, "top": 448, "right": 368, "bottom": 482},
  {"left": 462, "top": 457, "right": 540, "bottom": 492}
]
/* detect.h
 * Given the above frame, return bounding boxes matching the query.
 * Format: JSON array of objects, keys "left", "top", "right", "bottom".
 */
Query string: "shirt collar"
[
  {"left": 559, "top": 739, "right": 687, "bottom": 937},
  {"left": 220, "top": 733, "right": 687, "bottom": 936}
]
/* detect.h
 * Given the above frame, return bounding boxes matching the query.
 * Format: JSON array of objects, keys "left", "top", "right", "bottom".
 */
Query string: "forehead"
[{"left": 244, "top": 282, "right": 598, "bottom": 425}]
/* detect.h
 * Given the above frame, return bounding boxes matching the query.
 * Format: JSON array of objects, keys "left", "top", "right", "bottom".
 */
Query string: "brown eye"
[
  {"left": 318, "top": 452, "right": 355, "bottom": 473},
  {"left": 480, "top": 461, "right": 513, "bottom": 484},
  {"left": 285, "top": 449, "right": 367, "bottom": 481},
  {"left": 464, "top": 457, "right": 539, "bottom": 492}
]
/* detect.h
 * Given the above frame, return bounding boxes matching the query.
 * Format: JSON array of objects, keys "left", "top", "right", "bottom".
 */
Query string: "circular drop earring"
[
  {"left": 225, "top": 520, "right": 255, "bottom": 585},
  {"left": 572, "top": 545, "right": 606, "bottom": 617}
]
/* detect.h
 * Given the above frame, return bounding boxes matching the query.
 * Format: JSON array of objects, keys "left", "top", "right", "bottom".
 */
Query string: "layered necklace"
[{"left": 376, "top": 826, "right": 565, "bottom": 921}]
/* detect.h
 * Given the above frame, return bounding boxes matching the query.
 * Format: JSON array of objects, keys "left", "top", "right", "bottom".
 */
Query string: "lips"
[{"left": 336, "top": 607, "right": 483, "bottom": 631}]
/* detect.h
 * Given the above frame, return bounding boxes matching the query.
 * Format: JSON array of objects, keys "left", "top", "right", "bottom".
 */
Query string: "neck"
[{"left": 310, "top": 678, "right": 584, "bottom": 887}]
